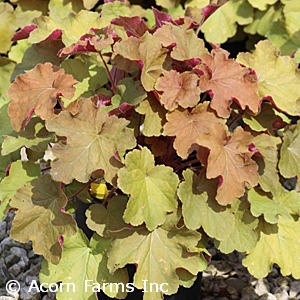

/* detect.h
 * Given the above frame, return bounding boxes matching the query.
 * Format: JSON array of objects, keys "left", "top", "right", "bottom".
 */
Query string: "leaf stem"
[
  {"left": 227, "top": 110, "right": 244, "bottom": 128},
  {"left": 99, "top": 52, "right": 116, "bottom": 94},
  {"left": 67, "top": 178, "right": 97, "bottom": 200},
  {"left": 41, "top": 166, "right": 51, "bottom": 172},
  {"left": 102, "top": 186, "right": 117, "bottom": 206},
  {"left": 175, "top": 158, "right": 200, "bottom": 172}
]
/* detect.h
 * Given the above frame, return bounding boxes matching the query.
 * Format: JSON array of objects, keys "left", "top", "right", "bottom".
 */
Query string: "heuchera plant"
[{"left": 0, "top": 0, "right": 300, "bottom": 299}]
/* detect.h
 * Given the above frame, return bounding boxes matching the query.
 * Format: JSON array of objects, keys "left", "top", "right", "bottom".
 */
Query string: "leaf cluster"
[{"left": 0, "top": 0, "right": 300, "bottom": 299}]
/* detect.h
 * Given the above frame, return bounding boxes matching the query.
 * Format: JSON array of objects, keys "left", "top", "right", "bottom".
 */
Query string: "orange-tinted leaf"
[
  {"left": 164, "top": 102, "right": 226, "bottom": 159},
  {"left": 8, "top": 63, "right": 77, "bottom": 131},
  {"left": 197, "top": 48, "right": 260, "bottom": 118},
  {"left": 201, "top": 125, "right": 259, "bottom": 205},
  {"left": 155, "top": 70, "right": 201, "bottom": 111}
]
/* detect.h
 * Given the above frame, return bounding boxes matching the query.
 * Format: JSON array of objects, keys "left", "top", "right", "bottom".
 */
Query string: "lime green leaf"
[
  {"left": 185, "top": 0, "right": 209, "bottom": 9},
  {"left": 154, "top": 24, "right": 208, "bottom": 61},
  {"left": 0, "top": 3, "right": 18, "bottom": 53},
  {"left": 236, "top": 40, "right": 300, "bottom": 116},
  {"left": 215, "top": 198, "right": 258, "bottom": 253},
  {"left": 48, "top": 0, "right": 83, "bottom": 20},
  {"left": 0, "top": 160, "right": 40, "bottom": 220},
  {"left": 10, "top": 40, "right": 63, "bottom": 81},
  {"left": 61, "top": 58, "right": 108, "bottom": 106},
  {"left": 244, "top": 5, "right": 283, "bottom": 36},
  {"left": 279, "top": 121, "right": 300, "bottom": 179},
  {"left": 200, "top": 0, "right": 253, "bottom": 44},
  {"left": 252, "top": 134, "right": 281, "bottom": 196},
  {"left": 118, "top": 147, "right": 179, "bottom": 231},
  {"left": 156, "top": 0, "right": 180, "bottom": 9},
  {"left": 0, "top": 95, "right": 14, "bottom": 144},
  {"left": 14, "top": 4, "right": 42, "bottom": 28},
  {"left": 0, "top": 57, "right": 16, "bottom": 96},
  {"left": 107, "top": 222, "right": 206, "bottom": 297},
  {"left": 86, "top": 196, "right": 129, "bottom": 237},
  {"left": 248, "top": 188, "right": 291, "bottom": 224},
  {"left": 177, "top": 169, "right": 235, "bottom": 240},
  {"left": 112, "top": 32, "right": 168, "bottom": 91},
  {"left": 10, "top": 174, "right": 77, "bottom": 264},
  {"left": 243, "top": 217, "right": 300, "bottom": 279},
  {"left": 1, "top": 117, "right": 54, "bottom": 156},
  {"left": 243, "top": 102, "right": 278, "bottom": 135},
  {"left": 135, "top": 93, "right": 167, "bottom": 137},
  {"left": 40, "top": 230, "right": 129, "bottom": 300},
  {"left": 83, "top": 0, "right": 98, "bottom": 10},
  {"left": 105, "top": 78, "right": 147, "bottom": 112},
  {"left": 99, "top": 1, "right": 131, "bottom": 28},
  {"left": 8, "top": 40, "right": 31, "bottom": 64},
  {"left": 247, "top": 0, "right": 277, "bottom": 11},
  {"left": 46, "top": 98, "right": 136, "bottom": 185}
]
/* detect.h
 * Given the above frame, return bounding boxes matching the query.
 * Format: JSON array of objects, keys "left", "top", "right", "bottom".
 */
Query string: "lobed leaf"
[
  {"left": 86, "top": 196, "right": 129, "bottom": 238},
  {"left": 178, "top": 169, "right": 235, "bottom": 240},
  {"left": 0, "top": 160, "right": 40, "bottom": 220},
  {"left": 243, "top": 217, "right": 300, "bottom": 279},
  {"left": 155, "top": 70, "right": 201, "bottom": 111},
  {"left": 46, "top": 98, "right": 136, "bottom": 185},
  {"left": 164, "top": 102, "right": 226, "bottom": 159},
  {"left": 107, "top": 221, "right": 206, "bottom": 298},
  {"left": 215, "top": 198, "right": 258, "bottom": 253},
  {"left": 197, "top": 48, "right": 260, "bottom": 118},
  {"left": 118, "top": 147, "right": 179, "bottom": 231},
  {"left": 236, "top": 40, "right": 300, "bottom": 116},
  {"left": 200, "top": 125, "right": 259, "bottom": 205},
  {"left": 10, "top": 174, "right": 77, "bottom": 264},
  {"left": 8, "top": 62, "right": 77, "bottom": 132},
  {"left": 279, "top": 120, "right": 300, "bottom": 179},
  {"left": 112, "top": 32, "right": 168, "bottom": 91},
  {"left": 40, "top": 230, "right": 128, "bottom": 300}
]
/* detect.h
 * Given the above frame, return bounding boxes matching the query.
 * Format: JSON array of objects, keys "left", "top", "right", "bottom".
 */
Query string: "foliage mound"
[{"left": 0, "top": 0, "right": 300, "bottom": 299}]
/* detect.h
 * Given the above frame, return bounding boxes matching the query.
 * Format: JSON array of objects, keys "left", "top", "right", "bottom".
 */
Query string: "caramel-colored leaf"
[
  {"left": 201, "top": 125, "right": 259, "bottom": 205},
  {"left": 8, "top": 63, "right": 77, "bottom": 131}
]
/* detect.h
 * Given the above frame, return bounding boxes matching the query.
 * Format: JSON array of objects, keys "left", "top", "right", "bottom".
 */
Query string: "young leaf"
[
  {"left": 86, "top": 196, "right": 129, "bottom": 238},
  {"left": 0, "top": 160, "right": 40, "bottom": 220},
  {"left": 0, "top": 58, "right": 16, "bottom": 96},
  {"left": 40, "top": 230, "right": 128, "bottom": 300},
  {"left": 135, "top": 93, "right": 167, "bottom": 137},
  {"left": 236, "top": 40, "right": 300, "bottom": 116},
  {"left": 215, "top": 198, "right": 259, "bottom": 253},
  {"left": 1, "top": 117, "right": 54, "bottom": 156},
  {"left": 10, "top": 174, "right": 77, "bottom": 264},
  {"left": 46, "top": 98, "right": 136, "bottom": 185},
  {"left": 0, "top": 95, "right": 14, "bottom": 144},
  {"left": 177, "top": 169, "right": 235, "bottom": 240},
  {"left": 154, "top": 24, "right": 208, "bottom": 61},
  {"left": 112, "top": 32, "right": 168, "bottom": 91},
  {"left": 197, "top": 48, "right": 260, "bottom": 118},
  {"left": 247, "top": 0, "right": 277, "bottom": 11},
  {"left": 201, "top": 125, "right": 259, "bottom": 205},
  {"left": 8, "top": 62, "right": 77, "bottom": 132},
  {"left": 279, "top": 120, "right": 300, "bottom": 179},
  {"left": 107, "top": 223, "right": 206, "bottom": 297},
  {"left": 247, "top": 188, "right": 291, "bottom": 224},
  {"left": 163, "top": 102, "right": 226, "bottom": 159},
  {"left": 243, "top": 217, "right": 300, "bottom": 279},
  {"left": 118, "top": 147, "right": 179, "bottom": 231},
  {"left": 155, "top": 70, "right": 201, "bottom": 111}
]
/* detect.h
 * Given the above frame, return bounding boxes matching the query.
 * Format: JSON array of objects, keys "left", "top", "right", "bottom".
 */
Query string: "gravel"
[{"left": 1, "top": 211, "right": 300, "bottom": 300}]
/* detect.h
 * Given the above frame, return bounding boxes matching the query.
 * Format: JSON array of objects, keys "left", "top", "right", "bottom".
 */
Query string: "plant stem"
[
  {"left": 99, "top": 52, "right": 116, "bottom": 94},
  {"left": 67, "top": 178, "right": 97, "bottom": 200}
]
